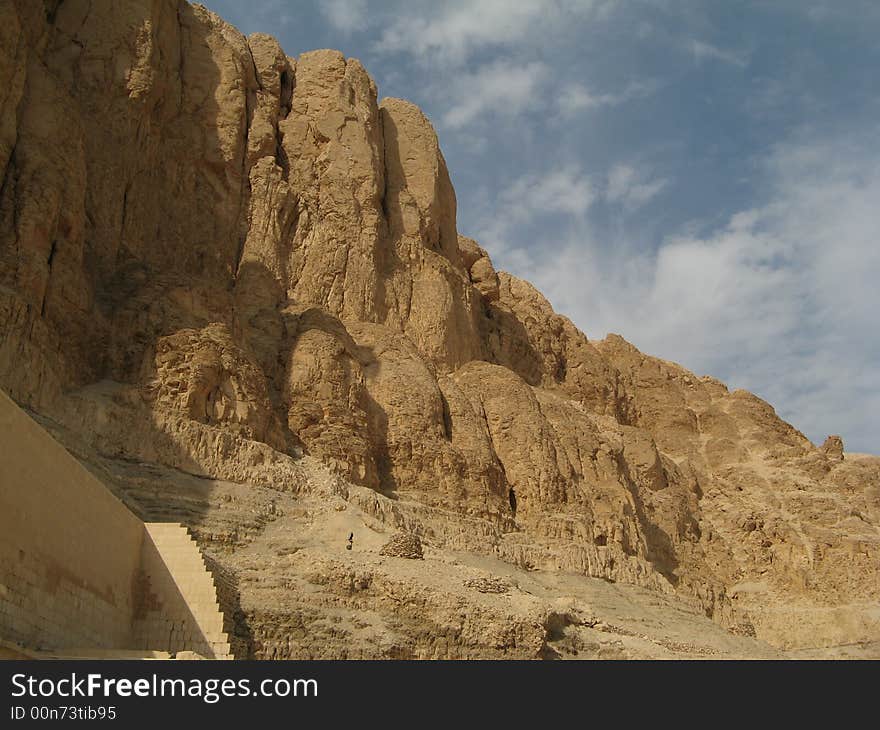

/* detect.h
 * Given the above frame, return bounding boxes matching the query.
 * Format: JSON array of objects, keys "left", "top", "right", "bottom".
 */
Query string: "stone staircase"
[{"left": 133, "top": 523, "right": 233, "bottom": 659}]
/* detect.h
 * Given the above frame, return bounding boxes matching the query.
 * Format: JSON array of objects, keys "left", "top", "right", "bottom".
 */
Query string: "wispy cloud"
[
  {"left": 368, "top": 0, "right": 641, "bottom": 141},
  {"left": 500, "top": 165, "right": 596, "bottom": 218},
  {"left": 689, "top": 39, "right": 749, "bottom": 68},
  {"left": 475, "top": 165, "right": 596, "bottom": 258},
  {"left": 375, "top": 0, "right": 616, "bottom": 65},
  {"left": 605, "top": 164, "right": 668, "bottom": 209},
  {"left": 319, "top": 0, "right": 369, "bottom": 34},
  {"left": 803, "top": 0, "right": 880, "bottom": 24},
  {"left": 441, "top": 60, "right": 548, "bottom": 128},
  {"left": 556, "top": 80, "right": 655, "bottom": 116}
]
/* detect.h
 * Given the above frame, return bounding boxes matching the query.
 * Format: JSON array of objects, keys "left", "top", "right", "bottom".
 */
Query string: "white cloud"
[
  {"left": 605, "top": 164, "right": 668, "bottom": 208},
  {"left": 319, "top": 0, "right": 368, "bottom": 33},
  {"left": 557, "top": 84, "right": 610, "bottom": 114},
  {"left": 376, "top": 0, "right": 615, "bottom": 65},
  {"left": 441, "top": 60, "right": 548, "bottom": 128},
  {"left": 556, "top": 80, "right": 654, "bottom": 116},
  {"left": 803, "top": 0, "right": 880, "bottom": 24},
  {"left": 492, "top": 131, "right": 880, "bottom": 451},
  {"left": 501, "top": 166, "right": 596, "bottom": 217},
  {"left": 369, "top": 0, "right": 638, "bottom": 139},
  {"left": 689, "top": 39, "right": 748, "bottom": 68},
  {"left": 475, "top": 165, "right": 596, "bottom": 258}
]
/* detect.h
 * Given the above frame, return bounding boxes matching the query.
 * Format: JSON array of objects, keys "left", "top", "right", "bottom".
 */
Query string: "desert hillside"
[{"left": 1, "top": 0, "right": 878, "bottom": 658}]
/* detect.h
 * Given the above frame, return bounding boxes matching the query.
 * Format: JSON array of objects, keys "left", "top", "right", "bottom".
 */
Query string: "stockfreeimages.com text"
[{"left": 11, "top": 673, "right": 317, "bottom": 704}]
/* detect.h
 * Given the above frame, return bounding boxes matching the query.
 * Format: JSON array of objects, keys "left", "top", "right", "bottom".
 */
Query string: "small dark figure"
[
  {"left": 346, "top": 532, "right": 353, "bottom": 551},
  {"left": 508, "top": 488, "right": 517, "bottom": 516}
]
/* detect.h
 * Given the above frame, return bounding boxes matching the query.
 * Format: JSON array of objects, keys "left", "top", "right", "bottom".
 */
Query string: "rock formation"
[
  {"left": 822, "top": 435, "right": 845, "bottom": 462},
  {"left": 1, "top": 0, "right": 878, "bottom": 658}
]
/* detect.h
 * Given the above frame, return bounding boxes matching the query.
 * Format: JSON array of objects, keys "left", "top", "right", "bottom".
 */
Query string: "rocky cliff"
[{"left": 1, "top": 0, "right": 878, "bottom": 658}]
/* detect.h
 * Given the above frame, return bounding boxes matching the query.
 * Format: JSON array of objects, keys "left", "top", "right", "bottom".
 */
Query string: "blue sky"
[{"left": 203, "top": 0, "right": 880, "bottom": 453}]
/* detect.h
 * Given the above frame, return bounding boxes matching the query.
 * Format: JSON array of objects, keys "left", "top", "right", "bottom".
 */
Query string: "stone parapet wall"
[
  {"left": 0, "top": 390, "right": 230, "bottom": 658},
  {"left": 0, "top": 390, "right": 144, "bottom": 652}
]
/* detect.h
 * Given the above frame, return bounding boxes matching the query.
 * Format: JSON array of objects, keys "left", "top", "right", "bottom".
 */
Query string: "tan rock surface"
[{"left": 1, "top": 0, "right": 878, "bottom": 658}]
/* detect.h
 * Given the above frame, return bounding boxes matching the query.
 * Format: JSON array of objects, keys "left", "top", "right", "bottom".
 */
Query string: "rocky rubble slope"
[{"left": 1, "top": 0, "right": 878, "bottom": 657}]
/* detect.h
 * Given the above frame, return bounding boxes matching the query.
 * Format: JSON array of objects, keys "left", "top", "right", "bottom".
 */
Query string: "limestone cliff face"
[{"left": 1, "top": 0, "right": 878, "bottom": 654}]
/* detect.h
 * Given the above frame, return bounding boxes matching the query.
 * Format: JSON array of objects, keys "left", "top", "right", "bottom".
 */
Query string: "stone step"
[{"left": 139, "top": 523, "right": 233, "bottom": 659}]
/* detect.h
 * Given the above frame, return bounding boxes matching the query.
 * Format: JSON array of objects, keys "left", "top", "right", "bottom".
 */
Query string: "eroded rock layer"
[{"left": 1, "top": 0, "right": 878, "bottom": 656}]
